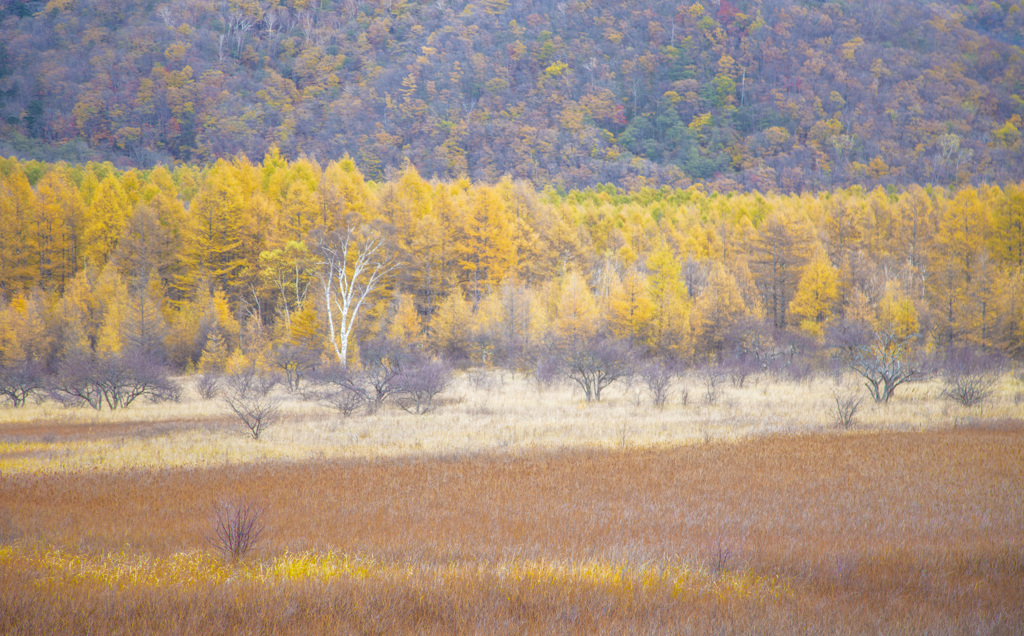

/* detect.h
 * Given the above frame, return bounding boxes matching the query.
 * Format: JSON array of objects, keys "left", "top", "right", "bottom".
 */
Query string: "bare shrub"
[
  {"left": 304, "top": 364, "right": 366, "bottom": 417},
  {"left": 208, "top": 498, "right": 264, "bottom": 562},
  {"left": 394, "top": 357, "right": 453, "bottom": 414},
  {"left": 270, "top": 341, "right": 319, "bottom": 393},
  {"left": 0, "top": 358, "right": 46, "bottom": 407},
  {"left": 358, "top": 337, "right": 411, "bottom": 411},
  {"left": 943, "top": 374, "right": 997, "bottom": 407},
  {"left": 831, "top": 387, "right": 864, "bottom": 429},
  {"left": 533, "top": 355, "right": 563, "bottom": 391},
  {"left": 697, "top": 363, "right": 726, "bottom": 405},
  {"left": 941, "top": 347, "right": 1002, "bottom": 408},
  {"left": 223, "top": 365, "right": 282, "bottom": 440},
  {"left": 639, "top": 359, "right": 675, "bottom": 409},
  {"left": 467, "top": 368, "right": 498, "bottom": 391},
  {"left": 49, "top": 353, "right": 180, "bottom": 410},
  {"left": 710, "top": 539, "right": 733, "bottom": 576},
  {"left": 725, "top": 354, "right": 758, "bottom": 388},
  {"left": 193, "top": 372, "right": 222, "bottom": 400}
]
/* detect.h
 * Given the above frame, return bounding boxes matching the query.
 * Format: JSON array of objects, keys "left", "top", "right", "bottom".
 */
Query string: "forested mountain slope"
[{"left": 2, "top": 0, "right": 1024, "bottom": 191}]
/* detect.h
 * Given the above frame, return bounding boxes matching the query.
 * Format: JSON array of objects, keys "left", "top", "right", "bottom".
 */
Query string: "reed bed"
[{"left": 2, "top": 425, "right": 1022, "bottom": 633}]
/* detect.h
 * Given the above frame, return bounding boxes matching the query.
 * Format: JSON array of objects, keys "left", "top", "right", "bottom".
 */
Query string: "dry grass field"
[{"left": 1, "top": 371, "right": 1023, "bottom": 633}]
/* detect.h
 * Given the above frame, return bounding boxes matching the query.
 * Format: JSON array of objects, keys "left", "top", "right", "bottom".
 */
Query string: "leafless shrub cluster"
[
  {"left": 467, "top": 368, "right": 499, "bottom": 391},
  {"left": 304, "top": 338, "right": 453, "bottom": 416},
  {"left": 697, "top": 363, "right": 726, "bottom": 405},
  {"left": 193, "top": 372, "right": 222, "bottom": 400},
  {"left": 269, "top": 342, "right": 319, "bottom": 393},
  {"left": 639, "top": 359, "right": 675, "bottom": 409},
  {"left": 304, "top": 364, "right": 364, "bottom": 417},
  {"left": 538, "top": 337, "right": 634, "bottom": 403},
  {"left": 393, "top": 358, "right": 453, "bottom": 414},
  {"left": 48, "top": 353, "right": 180, "bottom": 410},
  {"left": 725, "top": 354, "right": 759, "bottom": 388}
]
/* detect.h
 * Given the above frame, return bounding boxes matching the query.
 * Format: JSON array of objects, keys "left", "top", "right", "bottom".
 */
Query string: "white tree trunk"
[{"left": 313, "top": 227, "right": 394, "bottom": 367}]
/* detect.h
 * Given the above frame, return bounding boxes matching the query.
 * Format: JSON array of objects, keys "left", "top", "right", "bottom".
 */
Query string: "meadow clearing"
[{"left": 1, "top": 371, "right": 1023, "bottom": 633}]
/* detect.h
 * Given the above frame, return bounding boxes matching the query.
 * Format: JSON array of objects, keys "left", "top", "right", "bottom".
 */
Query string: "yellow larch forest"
[{"left": 1, "top": 154, "right": 1023, "bottom": 372}]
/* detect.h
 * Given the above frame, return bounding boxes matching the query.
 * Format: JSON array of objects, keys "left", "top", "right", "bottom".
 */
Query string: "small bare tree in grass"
[
  {"left": 849, "top": 332, "right": 926, "bottom": 403},
  {"left": 394, "top": 357, "right": 453, "bottom": 414},
  {"left": 359, "top": 337, "right": 413, "bottom": 411},
  {"left": 543, "top": 337, "right": 633, "bottom": 403},
  {"left": 208, "top": 498, "right": 264, "bottom": 562},
  {"left": 270, "top": 341, "right": 319, "bottom": 393},
  {"left": 724, "top": 353, "right": 759, "bottom": 388},
  {"left": 222, "top": 364, "right": 282, "bottom": 440},
  {"left": 0, "top": 358, "right": 46, "bottom": 407},
  {"left": 941, "top": 347, "right": 1002, "bottom": 407},
  {"left": 193, "top": 372, "right": 222, "bottom": 399}
]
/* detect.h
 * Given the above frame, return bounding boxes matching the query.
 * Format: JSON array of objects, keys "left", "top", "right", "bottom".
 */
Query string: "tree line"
[{"left": 0, "top": 154, "right": 1022, "bottom": 405}]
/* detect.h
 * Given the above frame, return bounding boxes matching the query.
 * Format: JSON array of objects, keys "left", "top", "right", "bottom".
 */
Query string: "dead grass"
[
  {"left": 2, "top": 370, "right": 1022, "bottom": 474},
  {"left": 2, "top": 427, "right": 1023, "bottom": 632},
  {"left": 1, "top": 371, "right": 1022, "bottom": 632}
]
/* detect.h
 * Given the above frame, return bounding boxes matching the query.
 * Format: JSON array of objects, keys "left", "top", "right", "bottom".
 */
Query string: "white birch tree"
[{"left": 311, "top": 226, "right": 395, "bottom": 366}]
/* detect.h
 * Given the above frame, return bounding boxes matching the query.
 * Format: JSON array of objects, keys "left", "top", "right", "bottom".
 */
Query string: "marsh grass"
[
  {"left": 1, "top": 429, "right": 1022, "bottom": 632},
  {"left": 1, "top": 371, "right": 1023, "bottom": 631}
]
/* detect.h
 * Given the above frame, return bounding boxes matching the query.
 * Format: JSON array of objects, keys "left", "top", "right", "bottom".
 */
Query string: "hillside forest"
[
  {"left": 1, "top": 154, "right": 1023, "bottom": 380},
  {"left": 2, "top": 0, "right": 1024, "bottom": 191}
]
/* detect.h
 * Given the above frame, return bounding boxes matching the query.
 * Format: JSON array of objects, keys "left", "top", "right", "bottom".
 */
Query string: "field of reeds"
[{"left": 1, "top": 371, "right": 1023, "bottom": 633}]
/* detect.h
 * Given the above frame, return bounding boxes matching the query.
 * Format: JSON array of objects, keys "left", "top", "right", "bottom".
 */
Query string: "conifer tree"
[
  {"left": 694, "top": 262, "right": 749, "bottom": 357},
  {"left": 34, "top": 168, "right": 82, "bottom": 294},
  {"left": 788, "top": 247, "right": 841, "bottom": 339},
  {"left": 644, "top": 243, "right": 691, "bottom": 358},
  {"left": 0, "top": 166, "right": 40, "bottom": 296},
  {"left": 429, "top": 285, "right": 472, "bottom": 359},
  {"left": 606, "top": 266, "right": 653, "bottom": 344},
  {"left": 82, "top": 175, "right": 131, "bottom": 267}
]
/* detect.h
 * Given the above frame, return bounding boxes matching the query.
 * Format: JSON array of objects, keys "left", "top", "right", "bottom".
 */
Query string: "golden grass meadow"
[{"left": 1, "top": 371, "right": 1023, "bottom": 633}]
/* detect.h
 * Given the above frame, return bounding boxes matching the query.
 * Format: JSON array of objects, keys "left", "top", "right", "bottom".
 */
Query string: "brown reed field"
[{"left": 1, "top": 371, "right": 1023, "bottom": 633}]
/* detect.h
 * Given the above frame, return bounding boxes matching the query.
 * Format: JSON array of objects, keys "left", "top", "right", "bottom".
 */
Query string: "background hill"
[{"left": 2, "top": 0, "right": 1024, "bottom": 191}]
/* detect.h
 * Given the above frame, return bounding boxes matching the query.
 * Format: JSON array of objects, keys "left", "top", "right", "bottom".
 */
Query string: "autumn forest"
[{"left": 1, "top": 152, "right": 1023, "bottom": 375}]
